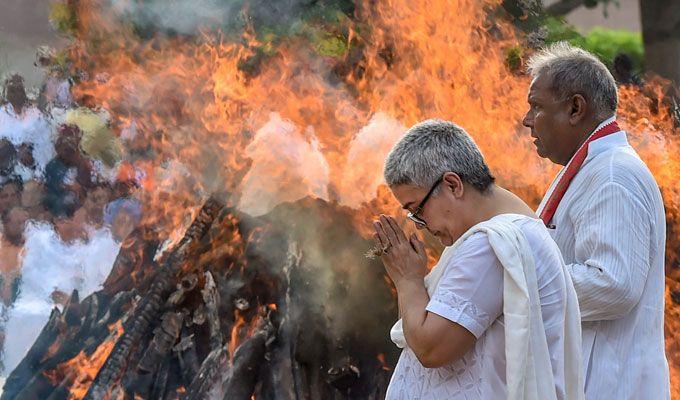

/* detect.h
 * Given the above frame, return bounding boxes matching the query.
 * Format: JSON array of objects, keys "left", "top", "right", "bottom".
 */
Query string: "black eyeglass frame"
[{"left": 407, "top": 177, "right": 443, "bottom": 227}]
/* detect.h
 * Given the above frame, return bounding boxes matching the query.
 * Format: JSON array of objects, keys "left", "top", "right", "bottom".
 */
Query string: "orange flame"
[
  {"left": 45, "top": 321, "right": 124, "bottom": 400},
  {"left": 56, "top": 0, "right": 680, "bottom": 394}
]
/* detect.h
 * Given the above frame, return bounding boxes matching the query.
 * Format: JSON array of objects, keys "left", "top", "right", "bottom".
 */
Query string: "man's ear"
[
  {"left": 569, "top": 94, "right": 588, "bottom": 125},
  {"left": 442, "top": 172, "right": 464, "bottom": 198}
]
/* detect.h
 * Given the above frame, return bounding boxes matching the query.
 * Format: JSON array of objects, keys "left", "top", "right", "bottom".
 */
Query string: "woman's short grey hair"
[
  {"left": 526, "top": 41, "right": 618, "bottom": 120},
  {"left": 384, "top": 119, "right": 495, "bottom": 192}
]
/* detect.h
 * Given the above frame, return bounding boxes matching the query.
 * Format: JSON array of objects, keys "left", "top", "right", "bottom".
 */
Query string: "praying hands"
[{"left": 372, "top": 214, "right": 428, "bottom": 287}]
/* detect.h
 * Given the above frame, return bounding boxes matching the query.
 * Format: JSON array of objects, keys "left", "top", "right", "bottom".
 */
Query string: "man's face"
[
  {"left": 55, "top": 137, "right": 78, "bottom": 162},
  {"left": 4, "top": 76, "right": 27, "bottom": 111},
  {"left": 522, "top": 73, "right": 573, "bottom": 165},
  {"left": 0, "top": 183, "right": 21, "bottom": 213},
  {"left": 17, "top": 144, "right": 35, "bottom": 168},
  {"left": 2, "top": 207, "right": 29, "bottom": 246},
  {"left": 21, "top": 181, "right": 45, "bottom": 210}
]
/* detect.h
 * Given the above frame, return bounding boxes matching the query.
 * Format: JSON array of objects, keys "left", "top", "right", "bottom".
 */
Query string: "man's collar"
[{"left": 586, "top": 116, "right": 628, "bottom": 160}]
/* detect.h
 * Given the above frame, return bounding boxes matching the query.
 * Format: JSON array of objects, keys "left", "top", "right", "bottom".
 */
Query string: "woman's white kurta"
[{"left": 387, "top": 215, "right": 582, "bottom": 400}]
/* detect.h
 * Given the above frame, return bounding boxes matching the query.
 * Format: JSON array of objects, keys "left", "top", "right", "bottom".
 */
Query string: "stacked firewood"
[{"left": 2, "top": 197, "right": 398, "bottom": 399}]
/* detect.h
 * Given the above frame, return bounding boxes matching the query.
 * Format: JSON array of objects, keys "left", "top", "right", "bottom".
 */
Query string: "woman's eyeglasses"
[{"left": 406, "top": 178, "right": 442, "bottom": 227}]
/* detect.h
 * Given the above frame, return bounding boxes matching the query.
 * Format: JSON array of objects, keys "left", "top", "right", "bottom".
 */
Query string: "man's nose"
[{"left": 522, "top": 112, "right": 533, "bottom": 128}]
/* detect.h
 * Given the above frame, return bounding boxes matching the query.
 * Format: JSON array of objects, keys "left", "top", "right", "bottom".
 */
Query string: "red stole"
[{"left": 539, "top": 120, "right": 621, "bottom": 226}]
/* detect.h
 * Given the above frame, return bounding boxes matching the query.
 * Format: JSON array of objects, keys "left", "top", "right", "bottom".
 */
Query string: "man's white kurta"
[{"left": 537, "top": 118, "right": 670, "bottom": 399}]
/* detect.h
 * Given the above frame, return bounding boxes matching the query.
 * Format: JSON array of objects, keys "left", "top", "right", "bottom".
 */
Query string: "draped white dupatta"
[{"left": 390, "top": 214, "right": 584, "bottom": 400}]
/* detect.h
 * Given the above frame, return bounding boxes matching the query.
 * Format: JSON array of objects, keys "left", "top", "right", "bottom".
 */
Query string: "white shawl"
[{"left": 390, "top": 214, "right": 584, "bottom": 400}]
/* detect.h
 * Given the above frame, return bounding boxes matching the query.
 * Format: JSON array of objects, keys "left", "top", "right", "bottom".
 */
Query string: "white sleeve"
[
  {"left": 426, "top": 232, "right": 503, "bottom": 338},
  {"left": 567, "top": 181, "right": 651, "bottom": 321}
]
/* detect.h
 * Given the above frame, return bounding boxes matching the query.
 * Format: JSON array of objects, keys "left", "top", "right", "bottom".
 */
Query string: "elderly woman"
[{"left": 374, "top": 120, "right": 583, "bottom": 400}]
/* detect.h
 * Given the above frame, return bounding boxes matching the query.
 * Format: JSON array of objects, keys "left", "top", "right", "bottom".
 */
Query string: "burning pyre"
[{"left": 0, "top": 0, "right": 679, "bottom": 399}]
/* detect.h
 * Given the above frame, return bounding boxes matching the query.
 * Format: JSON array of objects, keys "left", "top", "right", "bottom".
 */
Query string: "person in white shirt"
[
  {"left": 373, "top": 119, "right": 583, "bottom": 399},
  {"left": 522, "top": 42, "right": 670, "bottom": 399}
]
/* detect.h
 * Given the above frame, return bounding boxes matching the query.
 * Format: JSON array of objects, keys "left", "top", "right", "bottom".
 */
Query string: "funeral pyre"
[{"left": 0, "top": 0, "right": 679, "bottom": 399}]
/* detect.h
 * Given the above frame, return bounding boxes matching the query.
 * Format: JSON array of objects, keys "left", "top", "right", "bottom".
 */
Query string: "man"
[
  {"left": 374, "top": 120, "right": 583, "bottom": 399},
  {"left": 0, "top": 139, "right": 18, "bottom": 185},
  {"left": 43, "top": 124, "right": 97, "bottom": 218},
  {"left": 2, "top": 74, "right": 29, "bottom": 116},
  {"left": 523, "top": 42, "right": 670, "bottom": 399},
  {"left": 0, "top": 74, "right": 55, "bottom": 178}
]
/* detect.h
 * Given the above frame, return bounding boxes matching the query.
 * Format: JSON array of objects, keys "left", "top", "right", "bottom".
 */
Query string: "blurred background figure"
[{"left": 0, "top": 74, "right": 55, "bottom": 181}]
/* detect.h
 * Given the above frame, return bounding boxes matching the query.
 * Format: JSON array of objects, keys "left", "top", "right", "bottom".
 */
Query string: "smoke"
[
  {"left": 109, "top": 0, "right": 242, "bottom": 35},
  {"left": 339, "top": 113, "right": 406, "bottom": 208},
  {"left": 1, "top": 222, "right": 120, "bottom": 375},
  {"left": 238, "top": 112, "right": 330, "bottom": 217}
]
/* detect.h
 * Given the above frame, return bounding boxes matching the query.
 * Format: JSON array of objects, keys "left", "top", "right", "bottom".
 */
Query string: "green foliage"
[
  {"left": 49, "top": 2, "right": 78, "bottom": 35},
  {"left": 505, "top": 45, "right": 524, "bottom": 72},
  {"left": 580, "top": 28, "right": 643, "bottom": 69},
  {"left": 313, "top": 34, "right": 349, "bottom": 57},
  {"left": 543, "top": 16, "right": 644, "bottom": 70},
  {"left": 543, "top": 16, "right": 582, "bottom": 43},
  {"left": 249, "top": 3, "right": 353, "bottom": 59}
]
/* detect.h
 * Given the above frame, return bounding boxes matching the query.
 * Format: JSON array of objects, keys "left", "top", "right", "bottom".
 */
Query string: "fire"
[
  {"left": 228, "top": 307, "right": 266, "bottom": 360},
  {"left": 377, "top": 353, "right": 392, "bottom": 372},
  {"left": 45, "top": 321, "right": 124, "bottom": 400},
  {"left": 42, "top": 0, "right": 680, "bottom": 396},
  {"left": 228, "top": 310, "right": 248, "bottom": 359}
]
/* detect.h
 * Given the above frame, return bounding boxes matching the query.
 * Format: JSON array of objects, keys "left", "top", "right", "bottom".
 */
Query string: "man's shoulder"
[{"left": 584, "top": 144, "right": 657, "bottom": 190}]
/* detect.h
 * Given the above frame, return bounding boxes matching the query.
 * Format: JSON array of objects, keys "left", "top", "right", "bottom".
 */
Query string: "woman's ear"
[{"left": 442, "top": 172, "right": 464, "bottom": 198}]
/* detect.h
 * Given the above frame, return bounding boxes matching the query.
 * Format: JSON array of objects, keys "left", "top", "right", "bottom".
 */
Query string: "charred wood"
[
  {"left": 174, "top": 330, "right": 199, "bottom": 383},
  {"left": 0, "top": 307, "right": 63, "bottom": 399},
  {"left": 257, "top": 241, "right": 301, "bottom": 400},
  {"left": 11, "top": 371, "right": 56, "bottom": 400},
  {"left": 202, "top": 271, "right": 222, "bottom": 349},
  {"left": 182, "top": 346, "right": 229, "bottom": 400},
  {"left": 83, "top": 197, "right": 224, "bottom": 400},
  {"left": 62, "top": 290, "right": 81, "bottom": 326},
  {"left": 222, "top": 314, "right": 275, "bottom": 400},
  {"left": 166, "top": 274, "right": 198, "bottom": 308},
  {"left": 45, "top": 372, "right": 76, "bottom": 400},
  {"left": 103, "top": 228, "right": 160, "bottom": 295},
  {"left": 149, "top": 356, "right": 170, "bottom": 400},
  {"left": 138, "top": 311, "right": 183, "bottom": 373}
]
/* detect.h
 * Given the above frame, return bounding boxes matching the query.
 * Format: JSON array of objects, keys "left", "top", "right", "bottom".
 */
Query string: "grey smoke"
[{"left": 110, "top": 0, "right": 243, "bottom": 35}]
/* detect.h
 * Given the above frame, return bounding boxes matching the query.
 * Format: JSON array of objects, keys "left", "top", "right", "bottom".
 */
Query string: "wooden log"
[
  {"left": 149, "top": 356, "right": 170, "bottom": 400},
  {"left": 174, "top": 330, "right": 199, "bottom": 383},
  {"left": 0, "top": 307, "right": 63, "bottom": 399},
  {"left": 103, "top": 228, "right": 160, "bottom": 295},
  {"left": 257, "top": 241, "right": 300, "bottom": 400},
  {"left": 138, "top": 311, "right": 183, "bottom": 373},
  {"left": 62, "top": 289, "right": 81, "bottom": 326},
  {"left": 222, "top": 316, "right": 274, "bottom": 400},
  {"left": 202, "top": 271, "right": 222, "bottom": 349},
  {"left": 44, "top": 371, "right": 76, "bottom": 400},
  {"left": 83, "top": 197, "right": 224, "bottom": 400},
  {"left": 94, "top": 290, "right": 135, "bottom": 330},
  {"left": 11, "top": 371, "right": 56, "bottom": 400},
  {"left": 166, "top": 273, "right": 198, "bottom": 307},
  {"left": 182, "top": 346, "right": 229, "bottom": 400}
]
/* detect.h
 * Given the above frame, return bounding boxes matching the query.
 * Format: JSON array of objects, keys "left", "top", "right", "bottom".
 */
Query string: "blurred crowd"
[{"left": 0, "top": 47, "right": 142, "bottom": 373}]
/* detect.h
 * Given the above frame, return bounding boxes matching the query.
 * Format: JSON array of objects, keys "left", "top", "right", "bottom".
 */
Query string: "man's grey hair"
[
  {"left": 384, "top": 119, "right": 495, "bottom": 192},
  {"left": 527, "top": 41, "right": 618, "bottom": 119}
]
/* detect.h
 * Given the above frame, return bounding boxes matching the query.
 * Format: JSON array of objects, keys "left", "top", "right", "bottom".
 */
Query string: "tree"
[
  {"left": 546, "top": 0, "right": 680, "bottom": 85},
  {"left": 639, "top": 0, "right": 680, "bottom": 85}
]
